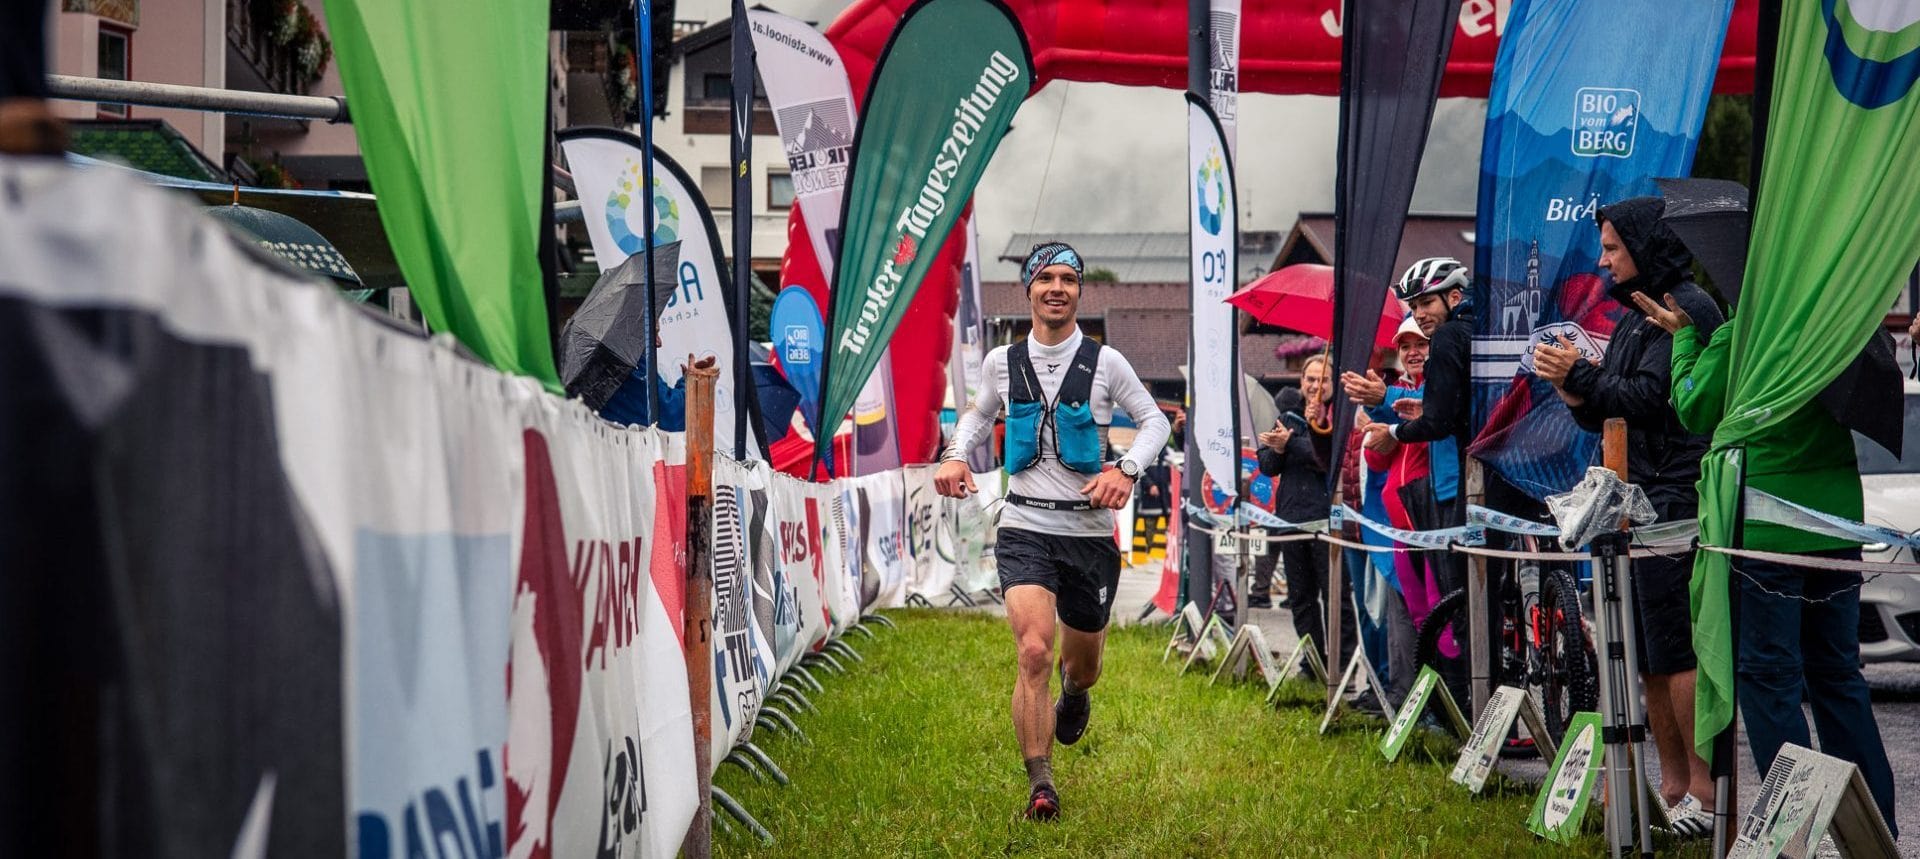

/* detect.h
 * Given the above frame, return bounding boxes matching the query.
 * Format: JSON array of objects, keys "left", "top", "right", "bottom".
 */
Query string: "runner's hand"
[
  {"left": 934, "top": 459, "right": 976, "bottom": 498},
  {"left": 1080, "top": 468, "right": 1134, "bottom": 510},
  {"left": 1631, "top": 291, "right": 1693, "bottom": 334},
  {"left": 1342, "top": 369, "right": 1387, "bottom": 406}
]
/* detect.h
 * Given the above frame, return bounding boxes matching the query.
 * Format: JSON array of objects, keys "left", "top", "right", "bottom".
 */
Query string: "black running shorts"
[{"left": 996, "top": 527, "right": 1122, "bottom": 633}]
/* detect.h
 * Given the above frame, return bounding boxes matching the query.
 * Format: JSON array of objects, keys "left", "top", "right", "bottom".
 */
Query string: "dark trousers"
[
  {"left": 1735, "top": 550, "right": 1897, "bottom": 837},
  {"left": 1280, "top": 538, "right": 1353, "bottom": 667},
  {"left": 1251, "top": 544, "right": 1279, "bottom": 597}
]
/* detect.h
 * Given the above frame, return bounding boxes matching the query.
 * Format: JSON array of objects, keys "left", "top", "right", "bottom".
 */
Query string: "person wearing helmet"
[{"left": 1349, "top": 257, "right": 1477, "bottom": 706}]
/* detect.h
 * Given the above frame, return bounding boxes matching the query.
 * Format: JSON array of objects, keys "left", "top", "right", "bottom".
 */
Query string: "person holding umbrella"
[
  {"left": 1533, "top": 197, "right": 1724, "bottom": 833},
  {"left": 1637, "top": 283, "right": 1899, "bottom": 836}
]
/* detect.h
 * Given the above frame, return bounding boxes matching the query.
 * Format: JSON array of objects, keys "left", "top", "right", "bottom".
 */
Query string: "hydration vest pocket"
[
  {"left": 1005, "top": 399, "right": 1044, "bottom": 474},
  {"left": 1055, "top": 400, "right": 1103, "bottom": 475}
]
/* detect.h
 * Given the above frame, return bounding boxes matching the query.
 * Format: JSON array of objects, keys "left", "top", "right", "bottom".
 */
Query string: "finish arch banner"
[
  {"left": 815, "top": 0, "right": 1033, "bottom": 471},
  {"left": 559, "top": 128, "right": 758, "bottom": 458},
  {"left": 1466, "top": 0, "right": 1731, "bottom": 500}
]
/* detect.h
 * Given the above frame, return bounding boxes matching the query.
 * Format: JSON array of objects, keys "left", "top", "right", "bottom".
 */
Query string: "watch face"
[{"left": 1120, "top": 460, "right": 1140, "bottom": 478}]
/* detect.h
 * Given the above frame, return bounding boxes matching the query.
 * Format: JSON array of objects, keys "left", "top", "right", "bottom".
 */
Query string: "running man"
[{"left": 935, "top": 242, "right": 1170, "bottom": 820}]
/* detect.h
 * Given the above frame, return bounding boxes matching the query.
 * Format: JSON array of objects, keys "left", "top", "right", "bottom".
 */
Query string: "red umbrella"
[{"left": 1225, "top": 264, "right": 1407, "bottom": 348}]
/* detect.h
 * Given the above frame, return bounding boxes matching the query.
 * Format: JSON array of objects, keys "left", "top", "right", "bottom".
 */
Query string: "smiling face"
[
  {"left": 1397, "top": 335, "right": 1429, "bottom": 378},
  {"left": 1027, "top": 263, "right": 1082, "bottom": 328},
  {"left": 1409, "top": 290, "right": 1458, "bottom": 335},
  {"left": 1301, "top": 357, "right": 1332, "bottom": 404}
]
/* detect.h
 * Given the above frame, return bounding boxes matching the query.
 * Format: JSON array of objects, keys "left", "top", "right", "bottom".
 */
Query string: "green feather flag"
[{"left": 323, "top": 0, "right": 559, "bottom": 386}]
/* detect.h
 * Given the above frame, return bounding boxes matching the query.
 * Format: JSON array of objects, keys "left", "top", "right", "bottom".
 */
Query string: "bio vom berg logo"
[
  {"left": 1821, "top": 0, "right": 1920, "bottom": 109},
  {"left": 1571, "top": 87, "right": 1639, "bottom": 158},
  {"left": 605, "top": 156, "right": 682, "bottom": 257},
  {"left": 1196, "top": 148, "right": 1227, "bottom": 235}
]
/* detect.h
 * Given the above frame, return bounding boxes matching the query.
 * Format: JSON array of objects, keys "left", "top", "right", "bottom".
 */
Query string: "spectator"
[
  {"left": 1359, "top": 318, "right": 1444, "bottom": 705},
  {"left": 1640, "top": 290, "right": 1899, "bottom": 836},
  {"left": 1534, "top": 197, "right": 1725, "bottom": 830},
  {"left": 1259, "top": 354, "right": 1353, "bottom": 666}
]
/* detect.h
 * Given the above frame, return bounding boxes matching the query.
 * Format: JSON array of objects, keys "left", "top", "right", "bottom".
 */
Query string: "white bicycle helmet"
[{"left": 1394, "top": 257, "right": 1470, "bottom": 302}]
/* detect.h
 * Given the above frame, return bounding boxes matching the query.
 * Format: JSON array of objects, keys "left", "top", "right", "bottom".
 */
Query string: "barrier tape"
[
  {"left": 1175, "top": 494, "right": 1920, "bottom": 575},
  {"left": 1744, "top": 489, "right": 1920, "bottom": 552}
]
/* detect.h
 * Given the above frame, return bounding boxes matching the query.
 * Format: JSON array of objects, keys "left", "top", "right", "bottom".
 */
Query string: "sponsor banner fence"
[{"left": 0, "top": 161, "right": 1008, "bottom": 855}]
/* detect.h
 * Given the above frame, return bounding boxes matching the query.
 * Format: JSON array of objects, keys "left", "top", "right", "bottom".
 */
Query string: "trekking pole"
[
  {"left": 1592, "top": 419, "right": 1654, "bottom": 858},
  {"left": 682, "top": 357, "right": 720, "bottom": 859}
]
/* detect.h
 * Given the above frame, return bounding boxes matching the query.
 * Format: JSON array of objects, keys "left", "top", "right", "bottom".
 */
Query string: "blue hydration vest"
[{"left": 1004, "top": 338, "right": 1106, "bottom": 476}]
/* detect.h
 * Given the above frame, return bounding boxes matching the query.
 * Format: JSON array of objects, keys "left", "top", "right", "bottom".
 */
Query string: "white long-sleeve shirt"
[{"left": 944, "top": 327, "right": 1171, "bottom": 537}]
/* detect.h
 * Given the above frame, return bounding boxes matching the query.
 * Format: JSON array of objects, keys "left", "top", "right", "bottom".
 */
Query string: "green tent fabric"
[
  {"left": 322, "top": 0, "right": 558, "bottom": 386},
  {"left": 1685, "top": 0, "right": 1920, "bottom": 763}
]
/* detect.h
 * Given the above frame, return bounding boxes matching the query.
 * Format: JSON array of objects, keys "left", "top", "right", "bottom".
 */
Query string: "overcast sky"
[{"left": 678, "top": 0, "right": 1488, "bottom": 275}]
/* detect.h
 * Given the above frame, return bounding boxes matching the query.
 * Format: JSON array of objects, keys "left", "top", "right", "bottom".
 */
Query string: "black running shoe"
[
  {"left": 1025, "top": 785, "right": 1060, "bottom": 821},
  {"left": 1054, "top": 687, "right": 1091, "bottom": 745}
]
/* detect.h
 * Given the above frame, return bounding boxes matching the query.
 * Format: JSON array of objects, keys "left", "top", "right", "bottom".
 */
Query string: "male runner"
[{"left": 935, "top": 242, "right": 1170, "bottom": 820}]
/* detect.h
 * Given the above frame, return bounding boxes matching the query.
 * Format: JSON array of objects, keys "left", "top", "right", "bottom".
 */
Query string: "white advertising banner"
[
  {"left": 1187, "top": 95, "right": 1241, "bottom": 498},
  {"left": 860, "top": 472, "right": 910, "bottom": 608},
  {"left": 1208, "top": 0, "right": 1241, "bottom": 160},
  {"left": 558, "top": 130, "right": 757, "bottom": 457}
]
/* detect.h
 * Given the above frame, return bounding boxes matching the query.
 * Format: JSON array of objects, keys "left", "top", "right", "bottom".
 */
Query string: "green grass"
[{"left": 714, "top": 610, "right": 1694, "bottom": 857}]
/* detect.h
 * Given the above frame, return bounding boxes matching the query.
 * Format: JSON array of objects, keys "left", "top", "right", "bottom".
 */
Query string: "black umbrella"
[
  {"left": 1657, "top": 178, "right": 1903, "bottom": 455},
  {"left": 205, "top": 204, "right": 368, "bottom": 297},
  {"left": 1818, "top": 327, "right": 1905, "bottom": 458},
  {"left": 1655, "top": 177, "right": 1750, "bottom": 303},
  {"left": 558, "top": 242, "right": 682, "bottom": 411},
  {"left": 750, "top": 361, "right": 800, "bottom": 443}
]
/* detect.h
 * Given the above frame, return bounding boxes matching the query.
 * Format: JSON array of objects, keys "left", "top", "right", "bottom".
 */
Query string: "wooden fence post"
[{"left": 681, "top": 358, "right": 720, "bottom": 859}]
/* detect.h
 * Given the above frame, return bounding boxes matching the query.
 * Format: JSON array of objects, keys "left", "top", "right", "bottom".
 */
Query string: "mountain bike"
[{"left": 1413, "top": 535, "right": 1597, "bottom": 757}]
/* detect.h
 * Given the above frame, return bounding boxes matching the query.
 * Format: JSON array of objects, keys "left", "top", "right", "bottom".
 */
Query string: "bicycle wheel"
[
  {"left": 1413, "top": 589, "right": 1466, "bottom": 670},
  {"left": 1537, "top": 568, "right": 1598, "bottom": 739}
]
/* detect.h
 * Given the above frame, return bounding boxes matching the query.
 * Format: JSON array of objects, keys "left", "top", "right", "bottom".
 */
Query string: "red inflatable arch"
[{"left": 778, "top": 0, "right": 1760, "bottom": 469}]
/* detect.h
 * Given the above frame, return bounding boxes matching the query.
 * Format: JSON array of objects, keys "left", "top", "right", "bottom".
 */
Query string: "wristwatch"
[{"left": 1116, "top": 458, "right": 1141, "bottom": 480}]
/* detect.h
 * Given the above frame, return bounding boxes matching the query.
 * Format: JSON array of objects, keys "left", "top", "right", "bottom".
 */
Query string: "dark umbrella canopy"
[
  {"left": 1655, "top": 178, "right": 1902, "bottom": 455},
  {"left": 558, "top": 242, "right": 682, "bottom": 411},
  {"left": 204, "top": 204, "right": 365, "bottom": 290},
  {"left": 1819, "top": 327, "right": 1904, "bottom": 458},
  {"left": 1654, "top": 177, "right": 1749, "bottom": 303}
]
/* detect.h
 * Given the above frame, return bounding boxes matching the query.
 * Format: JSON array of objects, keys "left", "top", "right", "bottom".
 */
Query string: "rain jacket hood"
[{"left": 1597, "top": 196, "right": 1695, "bottom": 304}]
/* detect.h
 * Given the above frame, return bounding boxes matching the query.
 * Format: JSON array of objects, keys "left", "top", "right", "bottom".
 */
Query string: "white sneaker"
[{"left": 1666, "top": 795, "right": 1712, "bottom": 840}]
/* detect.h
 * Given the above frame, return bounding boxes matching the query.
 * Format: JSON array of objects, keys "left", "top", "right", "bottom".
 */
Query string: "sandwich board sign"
[
  {"left": 1180, "top": 614, "right": 1236, "bottom": 674},
  {"left": 1729, "top": 743, "right": 1898, "bottom": 859},
  {"left": 1528, "top": 712, "right": 1604, "bottom": 845},
  {"left": 1379, "top": 665, "right": 1467, "bottom": 761},
  {"left": 1162, "top": 602, "right": 1208, "bottom": 664},
  {"left": 1450, "top": 684, "right": 1526, "bottom": 792},
  {"left": 1210, "top": 623, "right": 1282, "bottom": 689}
]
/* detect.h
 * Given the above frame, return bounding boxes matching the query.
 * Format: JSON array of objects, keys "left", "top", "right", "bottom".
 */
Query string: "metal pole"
[
  {"left": 1592, "top": 418, "right": 1654, "bottom": 858},
  {"left": 638, "top": 1, "right": 660, "bottom": 424},
  {"left": 729, "top": 0, "right": 754, "bottom": 460},
  {"left": 681, "top": 357, "right": 720, "bottom": 859},
  {"left": 1466, "top": 458, "right": 1491, "bottom": 718},
  {"left": 1180, "top": 0, "right": 1210, "bottom": 614},
  {"left": 1326, "top": 517, "right": 1344, "bottom": 709},
  {"left": 45, "top": 74, "right": 346, "bottom": 121}
]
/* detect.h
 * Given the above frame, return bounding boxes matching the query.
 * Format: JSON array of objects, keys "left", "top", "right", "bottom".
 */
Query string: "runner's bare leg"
[{"left": 1006, "top": 584, "right": 1058, "bottom": 759}]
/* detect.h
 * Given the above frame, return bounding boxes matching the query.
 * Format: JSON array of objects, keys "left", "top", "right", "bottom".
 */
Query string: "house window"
[
  {"left": 96, "top": 24, "right": 131, "bottom": 118},
  {"left": 700, "top": 166, "right": 732, "bottom": 210},
  {"left": 703, "top": 74, "right": 731, "bottom": 102},
  {"left": 767, "top": 171, "right": 795, "bottom": 210}
]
